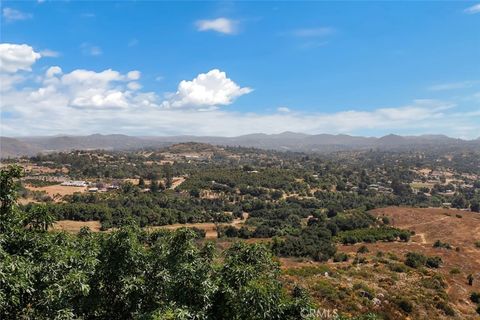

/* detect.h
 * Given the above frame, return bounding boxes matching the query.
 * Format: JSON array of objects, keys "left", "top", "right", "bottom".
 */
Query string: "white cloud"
[
  {"left": 45, "top": 66, "right": 62, "bottom": 78},
  {"left": 464, "top": 3, "right": 480, "bottom": 14},
  {"left": 80, "top": 43, "right": 102, "bottom": 56},
  {"left": 162, "top": 69, "right": 252, "bottom": 109},
  {"left": 58, "top": 69, "right": 142, "bottom": 108},
  {"left": 1, "top": 43, "right": 479, "bottom": 139},
  {"left": 277, "top": 107, "right": 291, "bottom": 113},
  {"left": 127, "top": 70, "right": 141, "bottom": 80},
  {"left": 196, "top": 18, "right": 237, "bottom": 34},
  {"left": 127, "top": 82, "right": 142, "bottom": 90},
  {"left": 40, "top": 49, "right": 60, "bottom": 57},
  {"left": 2, "top": 8, "right": 32, "bottom": 22},
  {"left": 292, "top": 27, "right": 335, "bottom": 37},
  {"left": 0, "top": 43, "right": 41, "bottom": 73}
]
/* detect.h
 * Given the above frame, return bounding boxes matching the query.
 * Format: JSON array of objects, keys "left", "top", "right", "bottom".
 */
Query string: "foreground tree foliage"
[{"left": 1, "top": 166, "right": 313, "bottom": 319}]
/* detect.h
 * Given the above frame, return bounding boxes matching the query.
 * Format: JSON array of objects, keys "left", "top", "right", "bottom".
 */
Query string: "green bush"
[
  {"left": 436, "top": 301, "right": 455, "bottom": 316},
  {"left": 337, "top": 227, "right": 411, "bottom": 245},
  {"left": 433, "top": 240, "right": 452, "bottom": 249},
  {"left": 404, "top": 252, "right": 427, "bottom": 268},
  {"left": 357, "top": 245, "right": 369, "bottom": 254},
  {"left": 449, "top": 268, "right": 461, "bottom": 275},
  {"left": 333, "top": 252, "right": 349, "bottom": 262},
  {"left": 389, "top": 263, "right": 408, "bottom": 273},
  {"left": 470, "top": 292, "right": 480, "bottom": 303},
  {"left": 396, "top": 298, "right": 413, "bottom": 313},
  {"left": 426, "top": 256, "right": 442, "bottom": 268}
]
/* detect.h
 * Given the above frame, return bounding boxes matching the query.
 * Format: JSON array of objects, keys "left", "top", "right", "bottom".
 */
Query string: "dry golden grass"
[
  {"left": 51, "top": 220, "right": 101, "bottom": 233},
  {"left": 26, "top": 184, "right": 87, "bottom": 200}
]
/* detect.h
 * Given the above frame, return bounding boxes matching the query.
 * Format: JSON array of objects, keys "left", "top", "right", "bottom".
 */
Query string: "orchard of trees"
[{"left": 1, "top": 165, "right": 314, "bottom": 319}]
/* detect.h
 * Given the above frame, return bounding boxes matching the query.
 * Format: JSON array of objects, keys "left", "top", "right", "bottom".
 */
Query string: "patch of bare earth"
[
  {"left": 26, "top": 184, "right": 87, "bottom": 200},
  {"left": 356, "top": 207, "right": 480, "bottom": 316},
  {"left": 51, "top": 220, "right": 101, "bottom": 233},
  {"left": 143, "top": 214, "right": 248, "bottom": 239}
]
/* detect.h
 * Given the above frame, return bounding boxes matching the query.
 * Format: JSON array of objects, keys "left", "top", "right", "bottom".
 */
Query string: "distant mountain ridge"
[{"left": 1, "top": 132, "right": 479, "bottom": 158}]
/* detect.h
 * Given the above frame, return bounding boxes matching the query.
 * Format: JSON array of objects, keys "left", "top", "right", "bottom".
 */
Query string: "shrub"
[
  {"left": 333, "top": 252, "right": 349, "bottom": 262},
  {"left": 352, "top": 282, "right": 375, "bottom": 299},
  {"left": 189, "top": 227, "right": 207, "bottom": 238},
  {"left": 433, "top": 240, "right": 452, "bottom": 250},
  {"left": 396, "top": 298, "right": 413, "bottom": 313},
  {"left": 336, "top": 227, "right": 411, "bottom": 244},
  {"left": 436, "top": 301, "right": 455, "bottom": 316},
  {"left": 420, "top": 275, "right": 446, "bottom": 290},
  {"left": 357, "top": 245, "right": 369, "bottom": 254},
  {"left": 389, "top": 263, "right": 408, "bottom": 273},
  {"left": 449, "top": 268, "right": 461, "bottom": 275},
  {"left": 353, "top": 256, "right": 367, "bottom": 265},
  {"left": 470, "top": 292, "right": 480, "bottom": 303},
  {"left": 426, "top": 256, "right": 442, "bottom": 268},
  {"left": 404, "top": 252, "right": 427, "bottom": 268},
  {"left": 312, "top": 280, "right": 339, "bottom": 301}
]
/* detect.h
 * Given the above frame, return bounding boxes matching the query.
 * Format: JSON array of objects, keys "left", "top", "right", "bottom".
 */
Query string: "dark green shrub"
[
  {"left": 436, "top": 301, "right": 455, "bottom": 316},
  {"left": 404, "top": 252, "right": 427, "bottom": 268},
  {"left": 333, "top": 252, "right": 349, "bottom": 262},
  {"left": 396, "top": 298, "right": 413, "bottom": 313},
  {"left": 470, "top": 292, "right": 480, "bottom": 303},
  {"left": 357, "top": 245, "right": 369, "bottom": 254},
  {"left": 426, "top": 256, "right": 442, "bottom": 268},
  {"left": 449, "top": 268, "right": 461, "bottom": 275},
  {"left": 389, "top": 263, "right": 408, "bottom": 273},
  {"left": 433, "top": 240, "right": 452, "bottom": 249}
]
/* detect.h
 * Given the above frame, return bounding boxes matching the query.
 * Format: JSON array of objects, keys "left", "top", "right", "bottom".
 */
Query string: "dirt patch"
[
  {"left": 346, "top": 207, "right": 480, "bottom": 308},
  {"left": 146, "top": 222, "right": 218, "bottom": 238},
  {"left": 26, "top": 184, "right": 87, "bottom": 200},
  {"left": 145, "top": 216, "right": 246, "bottom": 239},
  {"left": 170, "top": 177, "right": 185, "bottom": 189},
  {"left": 52, "top": 220, "right": 101, "bottom": 233}
]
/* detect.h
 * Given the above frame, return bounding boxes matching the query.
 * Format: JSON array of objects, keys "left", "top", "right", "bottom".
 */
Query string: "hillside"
[
  {"left": 0, "top": 137, "right": 41, "bottom": 158},
  {"left": 1, "top": 132, "right": 479, "bottom": 158}
]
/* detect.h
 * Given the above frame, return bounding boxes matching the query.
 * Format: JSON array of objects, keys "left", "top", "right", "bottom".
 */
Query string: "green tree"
[
  {"left": 26, "top": 203, "right": 56, "bottom": 231},
  {"left": 0, "top": 165, "right": 24, "bottom": 234}
]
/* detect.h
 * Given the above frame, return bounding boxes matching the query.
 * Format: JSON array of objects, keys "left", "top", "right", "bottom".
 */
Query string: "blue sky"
[{"left": 1, "top": 1, "right": 479, "bottom": 138}]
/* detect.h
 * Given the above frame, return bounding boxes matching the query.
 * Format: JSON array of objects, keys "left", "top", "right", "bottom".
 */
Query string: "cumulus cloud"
[
  {"left": 3, "top": 85, "right": 479, "bottom": 138},
  {"left": 162, "top": 69, "right": 252, "bottom": 109},
  {"left": 0, "top": 43, "right": 41, "bottom": 73},
  {"left": 464, "top": 3, "right": 480, "bottom": 14},
  {"left": 196, "top": 18, "right": 237, "bottom": 34},
  {"left": 2, "top": 8, "right": 32, "bottom": 22},
  {"left": 1, "top": 43, "right": 479, "bottom": 139},
  {"left": 52, "top": 68, "right": 143, "bottom": 108}
]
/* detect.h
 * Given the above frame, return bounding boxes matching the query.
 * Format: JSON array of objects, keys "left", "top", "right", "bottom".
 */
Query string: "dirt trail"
[
  {"left": 415, "top": 233, "right": 427, "bottom": 244},
  {"left": 170, "top": 177, "right": 185, "bottom": 189}
]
